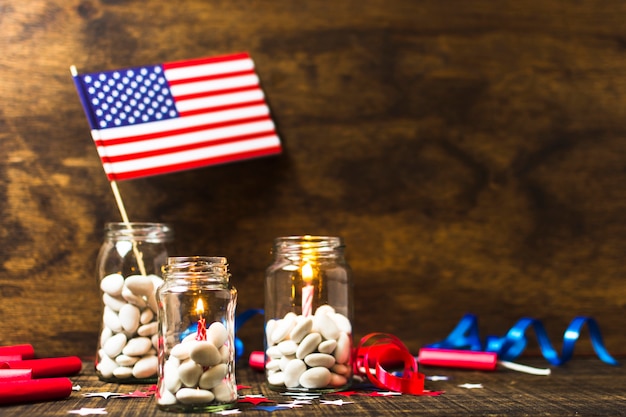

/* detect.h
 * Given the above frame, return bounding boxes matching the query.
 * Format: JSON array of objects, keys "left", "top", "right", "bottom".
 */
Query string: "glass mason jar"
[
  {"left": 95, "top": 222, "right": 173, "bottom": 383},
  {"left": 264, "top": 236, "right": 353, "bottom": 392},
  {"left": 156, "top": 256, "right": 238, "bottom": 413}
]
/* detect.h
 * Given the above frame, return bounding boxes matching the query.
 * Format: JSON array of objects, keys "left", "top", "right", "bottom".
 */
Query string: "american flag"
[{"left": 72, "top": 52, "right": 282, "bottom": 181}]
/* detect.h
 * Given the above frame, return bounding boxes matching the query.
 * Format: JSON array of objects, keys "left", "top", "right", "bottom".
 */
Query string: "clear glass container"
[
  {"left": 95, "top": 222, "right": 173, "bottom": 383},
  {"left": 156, "top": 256, "right": 238, "bottom": 413},
  {"left": 264, "top": 235, "right": 353, "bottom": 392}
]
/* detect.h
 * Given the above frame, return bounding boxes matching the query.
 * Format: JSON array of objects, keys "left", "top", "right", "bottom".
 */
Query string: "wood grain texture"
[
  {"left": 1, "top": 360, "right": 625, "bottom": 416},
  {"left": 0, "top": 0, "right": 625, "bottom": 359}
]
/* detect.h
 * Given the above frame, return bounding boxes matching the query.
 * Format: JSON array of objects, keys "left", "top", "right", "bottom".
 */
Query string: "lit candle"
[
  {"left": 301, "top": 263, "right": 314, "bottom": 317},
  {"left": 195, "top": 298, "right": 207, "bottom": 341}
]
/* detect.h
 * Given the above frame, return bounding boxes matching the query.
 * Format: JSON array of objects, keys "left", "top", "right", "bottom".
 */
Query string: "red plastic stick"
[
  {"left": 0, "top": 378, "right": 73, "bottom": 405},
  {"left": 249, "top": 350, "right": 266, "bottom": 371},
  {"left": 0, "top": 344, "right": 35, "bottom": 360},
  {"left": 417, "top": 347, "right": 498, "bottom": 371},
  {"left": 1, "top": 356, "right": 83, "bottom": 378},
  {"left": 0, "top": 369, "right": 32, "bottom": 381}
]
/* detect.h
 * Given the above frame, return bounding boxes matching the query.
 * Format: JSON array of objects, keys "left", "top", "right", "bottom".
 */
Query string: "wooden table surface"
[{"left": 1, "top": 358, "right": 624, "bottom": 416}]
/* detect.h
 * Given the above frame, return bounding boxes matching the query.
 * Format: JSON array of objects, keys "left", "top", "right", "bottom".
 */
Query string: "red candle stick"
[
  {"left": 301, "top": 263, "right": 314, "bottom": 317},
  {"left": 195, "top": 298, "right": 207, "bottom": 341}
]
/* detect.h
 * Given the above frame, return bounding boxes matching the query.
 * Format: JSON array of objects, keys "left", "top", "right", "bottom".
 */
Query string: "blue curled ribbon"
[
  {"left": 426, "top": 314, "right": 619, "bottom": 366},
  {"left": 234, "top": 308, "right": 264, "bottom": 361}
]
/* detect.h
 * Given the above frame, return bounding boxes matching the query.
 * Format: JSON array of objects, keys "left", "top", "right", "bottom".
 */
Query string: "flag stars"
[{"left": 80, "top": 64, "right": 177, "bottom": 128}]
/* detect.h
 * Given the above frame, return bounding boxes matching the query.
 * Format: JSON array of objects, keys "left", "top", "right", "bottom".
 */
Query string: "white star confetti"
[
  {"left": 280, "top": 391, "right": 321, "bottom": 401},
  {"left": 427, "top": 375, "right": 450, "bottom": 381},
  {"left": 81, "top": 392, "right": 124, "bottom": 399},
  {"left": 215, "top": 409, "right": 242, "bottom": 415},
  {"left": 286, "top": 399, "right": 312, "bottom": 405},
  {"left": 275, "top": 403, "right": 304, "bottom": 408},
  {"left": 374, "top": 391, "right": 403, "bottom": 396},
  {"left": 281, "top": 391, "right": 320, "bottom": 397},
  {"left": 291, "top": 395, "right": 319, "bottom": 401},
  {"left": 320, "top": 399, "right": 354, "bottom": 406},
  {"left": 68, "top": 408, "right": 108, "bottom": 416},
  {"left": 458, "top": 383, "right": 484, "bottom": 389}
]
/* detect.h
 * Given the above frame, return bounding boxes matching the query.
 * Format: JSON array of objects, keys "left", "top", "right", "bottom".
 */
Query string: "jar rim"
[
  {"left": 167, "top": 256, "right": 227, "bottom": 265},
  {"left": 104, "top": 222, "right": 173, "bottom": 242},
  {"left": 273, "top": 235, "right": 345, "bottom": 254},
  {"left": 163, "top": 256, "right": 230, "bottom": 279}
]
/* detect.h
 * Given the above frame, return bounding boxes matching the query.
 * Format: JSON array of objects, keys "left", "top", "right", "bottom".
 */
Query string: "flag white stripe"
[
  {"left": 169, "top": 74, "right": 260, "bottom": 97},
  {"left": 102, "top": 135, "right": 281, "bottom": 175},
  {"left": 164, "top": 58, "right": 255, "bottom": 81},
  {"left": 93, "top": 103, "right": 270, "bottom": 141},
  {"left": 175, "top": 90, "right": 266, "bottom": 113},
  {"left": 97, "top": 120, "right": 276, "bottom": 157}
]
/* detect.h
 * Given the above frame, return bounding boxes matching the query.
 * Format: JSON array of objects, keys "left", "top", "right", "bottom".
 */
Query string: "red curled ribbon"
[{"left": 354, "top": 333, "right": 438, "bottom": 395}]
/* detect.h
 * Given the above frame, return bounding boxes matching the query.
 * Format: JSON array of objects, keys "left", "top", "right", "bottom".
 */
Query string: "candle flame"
[
  {"left": 196, "top": 298, "right": 205, "bottom": 315},
  {"left": 302, "top": 263, "right": 313, "bottom": 283}
]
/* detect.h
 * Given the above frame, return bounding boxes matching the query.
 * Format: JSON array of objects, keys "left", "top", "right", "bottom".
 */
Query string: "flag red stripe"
[
  {"left": 100, "top": 130, "right": 278, "bottom": 163},
  {"left": 174, "top": 85, "right": 261, "bottom": 102},
  {"left": 106, "top": 146, "right": 282, "bottom": 181},
  {"left": 162, "top": 52, "right": 251, "bottom": 70},
  {"left": 166, "top": 69, "right": 257, "bottom": 86},
  {"left": 177, "top": 100, "right": 268, "bottom": 117},
  {"left": 94, "top": 115, "right": 272, "bottom": 147}
]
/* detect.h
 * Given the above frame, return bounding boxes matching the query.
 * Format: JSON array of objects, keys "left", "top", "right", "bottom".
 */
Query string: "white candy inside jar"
[
  {"left": 97, "top": 273, "right": 163, "bottom": 380},
  {"left": 265, "top": 304, "right": 352, "bottom": 390},
  {"left": 157, "top": 321, "right": 236, "bottom": 406}
]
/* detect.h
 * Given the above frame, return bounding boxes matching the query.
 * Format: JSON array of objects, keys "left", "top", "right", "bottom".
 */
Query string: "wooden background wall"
[{"left": 1, "top": 0, "right": 624, "bottom": 360}]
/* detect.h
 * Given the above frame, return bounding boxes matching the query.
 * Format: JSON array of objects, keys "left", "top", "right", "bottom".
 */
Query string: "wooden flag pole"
[
  {"left": 109, "top": 180, "right": 131, "bottom": 224},
  {"left": 71, "top": 64, "right": 148, "bottom": 276},
  {"left": 109, "top": 180, "right": 147, "bottom": 276}
]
